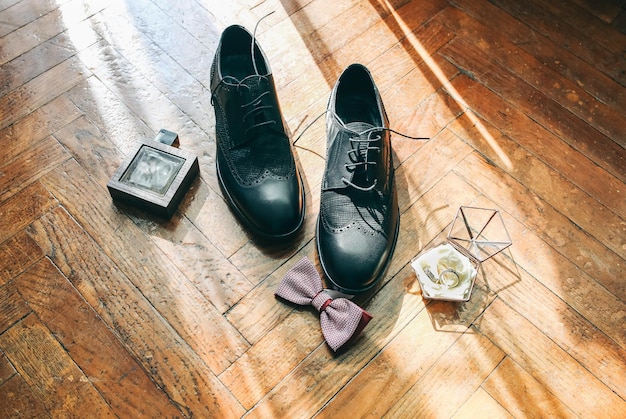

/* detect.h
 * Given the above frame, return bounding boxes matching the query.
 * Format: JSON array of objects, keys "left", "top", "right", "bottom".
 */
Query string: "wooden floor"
[{"left": 0, "top": 0, "right": 625, "bottom": 417}]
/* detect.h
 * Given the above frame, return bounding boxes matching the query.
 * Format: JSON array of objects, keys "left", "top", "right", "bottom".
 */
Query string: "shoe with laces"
[
  {"left": 317, "top": 64, "right": 400, "bottom": 294},
  {"left": 210, "top": 25, "right": 305, "bottom": 240}
]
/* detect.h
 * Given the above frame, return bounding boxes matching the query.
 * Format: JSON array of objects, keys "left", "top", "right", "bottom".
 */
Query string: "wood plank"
[
  {"left": 0, "top": 0, "right": 22, "bottom": 14},
  {"left": 0, "top": 0, "right": 71, "bottom": 37},
  {"left": 437, "top": 6, "right": 626, "bottom": 148},
  {"left": 85, "top": 5, "right": 217, "bottom": 136},
  {"left": 270, "top": 0, "right": 447, "bottom": 91},
  {"left": 183, "top": 178, "right": 250, "bottom": 258},
  {"left": 0, "top": 181, "right": 58, "bottom": 243},
  {"left": 0, "top": 352, "right": 16, "bottom": 385},
  {"left": 275, "top": 0, "right": 451, "bottom": 124},
  {"left": 0, "top": 18, "right": 99, "bottom": 96},
  {"left": 0, "top": 231, "right": 44, "bottom": 287},
  {"left": 37, "top": 159, "right": 250, "bottom": 375},
  {"left": 0, "top": 283, "right": 30, "bottom": 334},
  {"left": 129, "top": 210, "right": 255, "bottom": 314},
  {"left": 379, "top": 54, "right": 460, "bottom": 123},
  {"left": 382, "top": 331, "right": 505, "bottom": 417},
  {"left": 52, "top": 116, "right": 123, "bottom": 190},
  {"left": 0, "top": 95, "right": 82, "bottom": 166},
  {"left": 450, "top": 0, "right": 626, "bottom": 113},
  {"left": 475, "top": 298, "right": 626, "bottom": 417},
  {"left": 440, "top": 37, "right": 626, "bottom": 185},
  {"left": 0, "top": 135, "right": 70, "bottom": 203},
  {"left": 368, "top": 18, "right": 456, "bottom": 93},
  {"left": 256, "top": 0, "right": 362, "bottom": 63},
  {"left": 0, "top": 374, "right": 50, "bottom": 418},
  {"left": 64, "top": 77, "right": 154, "bottom": 157},
  {"left": 482, "top": 356, "right": 577, "bottom": 418},
  {"left": 453, "top": 387, "right": 514, "bottom": 419},
  {"left": 148, "top": 0, "right": 222, "bottom": 54},
  {"left": 0, "top": 313, "right": 115, "bottom": 417},
  {"left": 612, "top": 10, "right": 626, "bottom": 32},
  {"left": 76, "top": 41, "right": 194, "bottom": 136},
  {"left": 0, "top": 7, "right": 63, "bottom": 64},
  {"left": 526, "top": 0, "right": 626, "bottom": 58},
  {"left": 391, "top": 87, "right": 463, "bottom": 164},
  {"left": 0, "top": 56, "right": 87, "bottom": 131},
  {"left": 26, "top": 206, "right": 245, "bottom": 417},
  {"left": 488, "top": 0, "right": 626, "bottom": 85},
  {"left": 569, "top": 0, "right": 625, "bottom": 23},
  {"left": 100, "top": 0, "right": 215, "bottom": 88},
  {"left": 15, "top": 257, "right": 183, "bottom": 417},
  {"left": 395, "top": 127, "right": 474, "bottom": 213}
]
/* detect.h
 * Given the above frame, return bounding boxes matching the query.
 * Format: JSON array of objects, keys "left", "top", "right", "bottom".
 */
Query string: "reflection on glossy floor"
[{"left": 1, "top": 0, "right": 625, "bottom": 417}]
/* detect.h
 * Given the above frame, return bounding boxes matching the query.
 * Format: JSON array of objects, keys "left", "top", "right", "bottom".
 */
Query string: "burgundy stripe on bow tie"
[{"left": 275, "top": 257, "right": 372, "bottom": 352}]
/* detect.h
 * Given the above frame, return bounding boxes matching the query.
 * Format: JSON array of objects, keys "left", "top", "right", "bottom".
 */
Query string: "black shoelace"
[
  {"left": 212, "top": 75, "right": 277, "bottom": 137},
  {"left": 294, "top": 109, "right": 429, "bottom": 191},
  {"left": 342, "top": 126, "right": 382, "bottom": 191},
  {"left": 210, "top": 12, "right": 278, "bottom": 141}
]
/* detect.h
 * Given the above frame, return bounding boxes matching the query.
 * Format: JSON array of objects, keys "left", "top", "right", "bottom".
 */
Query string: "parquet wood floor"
[{"left": 1, "top": 0, "right": 625, "bottom": 417}]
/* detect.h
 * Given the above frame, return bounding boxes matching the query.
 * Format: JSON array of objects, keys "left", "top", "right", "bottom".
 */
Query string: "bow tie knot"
[
  {"left": 275, "top": 257, "right": 372, "bottom": 352},
  {"left": 312, "top": 291, "right": 333, "bottom": 313}
]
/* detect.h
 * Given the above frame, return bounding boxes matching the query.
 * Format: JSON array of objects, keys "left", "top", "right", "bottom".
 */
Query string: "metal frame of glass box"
[
  {"left": 412, "top": 206, "right": 512, "bottom": 302},
  {"left": 107, "top": 129, "right": 199, "bottom": 218}
]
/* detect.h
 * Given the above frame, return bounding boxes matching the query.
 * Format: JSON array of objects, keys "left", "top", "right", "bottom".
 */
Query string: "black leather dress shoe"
[
  {"left": 317, "top": 64, "right": 399, "bottom": 294},
  {"left": 210, "top": 25, "right": 305, "bottom": 240}
]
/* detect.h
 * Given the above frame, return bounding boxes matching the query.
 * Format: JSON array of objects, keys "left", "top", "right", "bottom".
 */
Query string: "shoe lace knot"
[
  {"left": 342, "top": 127, "right": 383, "bottom": 192},
  {"left": 212, "top": 74, "right": 278, "bottom": 144},
  {"left": 236, "top": 75, "right": 277, "bottom": 137}
]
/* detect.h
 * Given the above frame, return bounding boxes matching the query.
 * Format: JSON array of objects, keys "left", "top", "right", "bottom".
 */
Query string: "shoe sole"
[
  {"left": 216, "top": 156, "right": 306, "bottom": 241},
  {"left": 316, "top": 208, "right": 400, "bottom": 295}
]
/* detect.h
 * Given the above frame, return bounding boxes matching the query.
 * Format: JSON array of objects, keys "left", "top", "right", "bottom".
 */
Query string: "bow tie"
[{"left": 275, "top": 257, "right": 372, "bottom": 352}]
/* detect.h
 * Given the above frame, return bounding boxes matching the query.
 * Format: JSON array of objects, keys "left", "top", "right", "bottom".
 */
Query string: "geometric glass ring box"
[
  {"left": 107, "top": 129, "right": 199, "bottom": 218},
  {"left": 412, "top": 206, "right": 512, "bottom": 302}
]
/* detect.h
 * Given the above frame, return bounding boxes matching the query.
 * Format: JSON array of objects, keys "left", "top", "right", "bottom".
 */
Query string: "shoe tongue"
[{"left": 345, "top": 121, "right": 375, "bottom": 132}]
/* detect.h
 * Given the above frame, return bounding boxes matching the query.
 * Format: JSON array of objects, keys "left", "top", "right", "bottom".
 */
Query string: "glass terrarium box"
[
  {"left": 107, "top": 129, "right": 199, "bottom": 218},
  {"left": 411, "top": 206, "right": 512, "bottom": 302}
]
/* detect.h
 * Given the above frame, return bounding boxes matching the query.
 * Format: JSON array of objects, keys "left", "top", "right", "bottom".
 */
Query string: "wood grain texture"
[
  {"left": 453, "top": 387, "right": 514, "bottom": 419},
  {"left": 482, "top": 356, "right": 577, "bottom": 418},
  {"left": 475, "top": 298, "right": 625, "bottom": 418},
  {"left": 0, "top": 0, "right": 624, "bottom": 416},
  {"left": 0, "top": 231, "right": 44, "bottom": 287},
  {"left": 0, "top": 373, "right": 49, "bottom": 418},
  {"left": 0, "top": 314, "right": 115, "bottom": 417},
  {"left": 27, "top": 206, "right": 245, "bottom": 417},
  {"left": 14, "top": 257, "right": 183, "bottom": 417}
]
